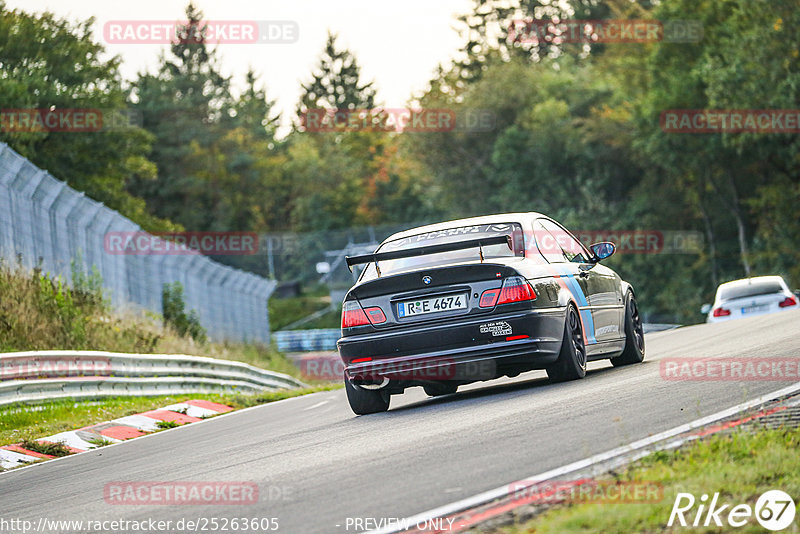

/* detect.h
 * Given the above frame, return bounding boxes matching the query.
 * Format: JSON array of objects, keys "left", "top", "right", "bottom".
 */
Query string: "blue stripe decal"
[
  {"left": 554, "top": 267, "right": 597, "bottom": 344},
  {"left": 579, "top": 309, "right": 597, "bottom": 345}
]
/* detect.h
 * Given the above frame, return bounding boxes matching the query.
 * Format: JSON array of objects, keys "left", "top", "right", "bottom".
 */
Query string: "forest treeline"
[{"left": 1, "top": 0, "right": 798, "bottom": 322}]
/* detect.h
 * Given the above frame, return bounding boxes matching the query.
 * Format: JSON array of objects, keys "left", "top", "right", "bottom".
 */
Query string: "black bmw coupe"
[{"left": 337, "top": 213, "right": 645, "bottom": 414}]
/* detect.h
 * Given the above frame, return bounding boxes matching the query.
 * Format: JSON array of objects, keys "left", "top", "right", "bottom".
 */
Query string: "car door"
[
  {"left": 539, "top": 219, "right": 624, "bottom": 343},
  {"left": 533, "top": 219, "right": 598, "bottom": 344}
]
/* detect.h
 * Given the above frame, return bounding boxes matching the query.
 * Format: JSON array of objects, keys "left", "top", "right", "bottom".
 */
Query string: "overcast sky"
[{"left": 5, "top": 0, "right": 474, "bottom": 126}]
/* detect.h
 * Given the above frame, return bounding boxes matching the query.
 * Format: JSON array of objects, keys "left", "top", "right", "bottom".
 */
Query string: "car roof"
[
  {"left": 718, "top": 275, "right": 786, "bottom": 288},
  {"left": 382, "top": 212, "right": 546, "bottom": 243}
]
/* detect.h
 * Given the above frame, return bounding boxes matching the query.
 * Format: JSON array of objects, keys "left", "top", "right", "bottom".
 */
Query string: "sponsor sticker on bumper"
[{"left": 480, "top": 321, "right": 513, "bottom": 336}]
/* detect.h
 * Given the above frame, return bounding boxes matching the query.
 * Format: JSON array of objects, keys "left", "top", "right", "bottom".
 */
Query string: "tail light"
[
  {"left": 342, "top": 301, "right": 369, "bottom": 328},
  {"left": 479, "top": 288, "right": 501, "bottom": 308},
  {"left": 497, "top": 276, "right": 537, "bottom": 305},
  {"left": 779, "top": 296, "right": 797, "bottom": 308},
  {"left": 342, "top": 301, "right": 387, "bottom": 328},
  {"left": 365, "top": 307, "right": 387, "bottom": 324},
  {"left": 712, "top": 307, "right": 731, "bottom": 317}
]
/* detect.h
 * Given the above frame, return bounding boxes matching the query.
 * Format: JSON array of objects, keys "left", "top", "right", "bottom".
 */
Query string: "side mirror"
[
  {"left": 700, "top": 303, "right": 712, "bottom": 315},
  {"left": 589, "top": 242, "right": 615, "bottom": 262}
]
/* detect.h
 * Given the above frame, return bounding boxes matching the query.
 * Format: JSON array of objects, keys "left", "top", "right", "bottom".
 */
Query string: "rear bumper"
[
  {"left": 707, "top": 305, "right": 796, "bottom": 323},
  {"left": 337, "top": 307, "right": 565, "bottom": 385}
]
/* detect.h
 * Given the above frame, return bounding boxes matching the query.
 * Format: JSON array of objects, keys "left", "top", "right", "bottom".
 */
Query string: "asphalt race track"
[{"left": 2, "top": 310, "right": 798, "bottom": 534}]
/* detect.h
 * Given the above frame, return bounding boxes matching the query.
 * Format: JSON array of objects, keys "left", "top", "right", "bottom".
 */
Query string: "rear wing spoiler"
[{"left": 345, "top": 235, "right": 512, "bottom": 275}]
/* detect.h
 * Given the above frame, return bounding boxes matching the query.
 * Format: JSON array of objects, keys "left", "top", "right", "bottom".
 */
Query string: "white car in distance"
[{"left": 702, "top": 275, "right": 798, "bottom": 323}]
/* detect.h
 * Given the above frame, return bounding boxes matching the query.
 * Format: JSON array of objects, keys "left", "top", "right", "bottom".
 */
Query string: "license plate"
[
  {"left": 741, "top": 305, "right": 767, "bottom": 314},
  {"left": 398, "top": 293, "right": 468, "bottom": 318}
]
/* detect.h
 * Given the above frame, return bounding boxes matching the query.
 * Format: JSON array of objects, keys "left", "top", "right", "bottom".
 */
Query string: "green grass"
[
  {"left": 268, "top": 293, "right": 339, "bottom": 331},
  {"left": 87, "top": 437, "right": 114, "bottom": 447},
  {"left": 499, "top": 426, "right": 800, "bottom": 534},
  {"left": 18, "top": 439, "right": 73, "bottom": 457},
  {"left": 289, "top": 308, "right": 341, "bottom": 330},
  {"left": 0, "top": 387, "right": 339, "bottom": 447},
  {"left": 0, "top": 263, "right": 304, "bottom": 379},
  {"left": 155, "top": 420, "right": 180, "bottom": 429},
  {"left": 206, "top": 342, "right": 301, "bottom": 378},
  {"left": 0, "top": 266, "right": 341, "bottom": 461}
]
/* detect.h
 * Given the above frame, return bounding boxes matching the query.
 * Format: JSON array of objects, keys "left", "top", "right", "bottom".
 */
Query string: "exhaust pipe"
[
  {"left": 360, "top": 377, "right": 390, "bottom": 390},
  {"left": 350, "top": 372, "right": 390, "bottom": 390}
]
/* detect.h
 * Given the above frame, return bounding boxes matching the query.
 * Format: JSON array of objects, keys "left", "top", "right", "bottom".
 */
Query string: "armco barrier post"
[
  {"left": 48, "top": 185, "right": 80, "bottom": 281},
  {"left": 63, "top": 189, "right": 88, "bottom": 286},
  {"left": 17, "top": 168, "right": 46, "bottom": 268},
  {"left": 35, "top": 176, "right": 67, "bottom": 277},
  {"left": 231, "top": 273, "right": 252, "bottom": 341},
  {"left": 8, "top": 162, "right": 40, "bottom": 269}
]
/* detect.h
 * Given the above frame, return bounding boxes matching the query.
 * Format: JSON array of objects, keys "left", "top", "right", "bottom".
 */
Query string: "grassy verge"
[
  {"left": 498, "top": 426, "right": 799, "bottom": 534},
  {"left": 0, "top": 262, "right": 302, "bottom": 379},
  {"left": 287, "top": 307, "right": 341, "bottom": 330},
  {"left": 0, "top": 387, "right": 340, "bottom": 447},
  {"left": 0, "top": 264, "right": 343, "bottom": 464},
  {"left": 269, "top": 293, "right": 340, "bottom": 331}
]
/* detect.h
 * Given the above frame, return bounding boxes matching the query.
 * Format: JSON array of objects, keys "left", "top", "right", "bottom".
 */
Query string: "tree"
[
  {"left": 701, "top": 0, "right": 800, "bottom": 283},
  {"left": 453, "top": 0, "right": 623, "bottom": 84},
  {"left": 297, "top": 32, "right": 376, "bottom": 120},
  {"left": 361, "top": 140, "right": 442, "bottom": 225},
  {"left": 233, "top": 69, "right": 280, "bottom": 143},
  {"left": 0, "top": 2, "right": 172, "bottom": 232},
  {"left": 633, "top": 0, "right": 771, "bottom": 280},
  {"left": 130, "top": 2, "right": 233, "bottom": 228},
  {"left": 286, "top": 31, "right": 394, "bottom": 233},
  {"left": 283, "top": 134, "right": 371, "bottom": 232}
]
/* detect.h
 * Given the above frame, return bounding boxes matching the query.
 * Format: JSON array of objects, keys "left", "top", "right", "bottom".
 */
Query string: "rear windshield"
[
  {"left": 360, "top": 222, "right": 525, "bottom": 280},
  {"left": 718, "top": 280, "right": 784, "bottom": 301}
]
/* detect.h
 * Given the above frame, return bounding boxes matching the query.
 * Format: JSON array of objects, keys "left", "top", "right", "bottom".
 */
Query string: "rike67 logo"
[{"left": 668, "top": 490, "right": 796, "bottom": 531}]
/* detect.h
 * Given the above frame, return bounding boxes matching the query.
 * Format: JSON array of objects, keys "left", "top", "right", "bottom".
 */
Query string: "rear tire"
[
  {"left": 611, "top": 291, "right": 645, "bottom": 367},
  {"left": 344, "top": 377, "right": 390, "bottom": 415},
  {"left": 423, "top": 382, "right": 458, "bottom": 397},
  {"left": 546, "top": 305, "right": 587, "bottom": 382}
]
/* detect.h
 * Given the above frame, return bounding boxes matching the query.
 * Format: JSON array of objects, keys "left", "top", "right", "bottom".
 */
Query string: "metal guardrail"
[{"left": 0, "top": 351, "right": 307, "bottom": 406}]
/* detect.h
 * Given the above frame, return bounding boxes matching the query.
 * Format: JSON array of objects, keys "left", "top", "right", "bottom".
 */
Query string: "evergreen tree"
[
  {"left": 297, "top": 32, "right": 377, "bottom": 119},
  {"left": 234, "top": 69, "right": 280, "bottom": 143},
  {"left": 130, "top": 2, "right": 233, "bottom": 229}
]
